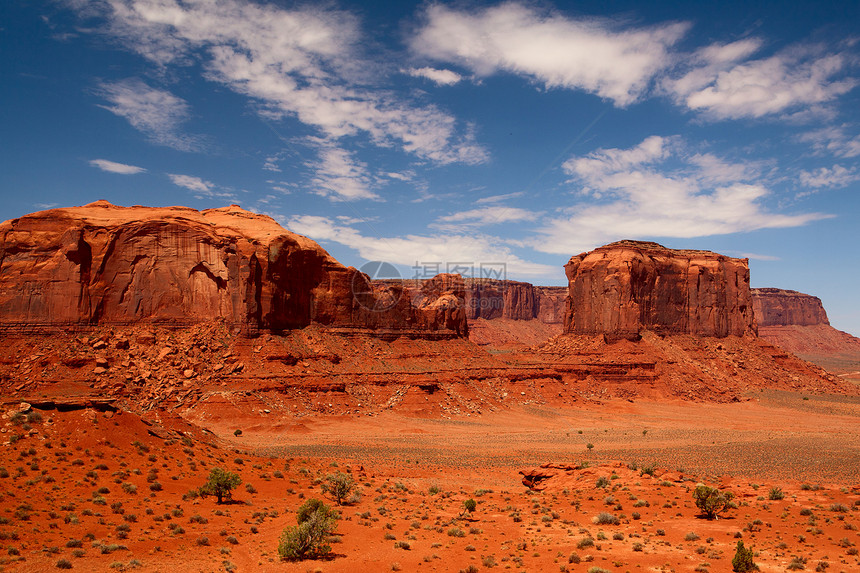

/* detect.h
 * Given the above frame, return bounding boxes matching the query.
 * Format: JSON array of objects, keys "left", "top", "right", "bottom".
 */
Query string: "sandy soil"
[{"left": 1, "top": 389, "right": 858, "bottom": 573}]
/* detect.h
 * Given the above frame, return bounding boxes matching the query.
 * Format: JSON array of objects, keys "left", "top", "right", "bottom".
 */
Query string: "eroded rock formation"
[
  {"left": 564, "top": 240, "right": 756, "bottom": 340},
  {"left": 751, "top": 288, "right": 829, "bottom": 326},
  {"left": 463, "top": 279, "right": 567, "bottom": 324},
  {"left": 0, "top": 201, "right": 467, "bottom": 338}
]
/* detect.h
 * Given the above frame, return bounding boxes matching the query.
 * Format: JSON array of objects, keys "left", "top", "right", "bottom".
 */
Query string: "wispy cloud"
[
  {"left": 287, "top": 214, "right": 556, "bottom": 278},
  {"left": 475, "top": 191, "right": 525, "bottom": 204},
  {"left": 531, "top": 135, "right": 829, "bottom": 254},
  {"left": 83, "top": 0, "right": 487, "bottom": 169},
  {"left": 97, "top": 78, "right": 201, "bottom": 151},
  {"left": 434, "top": 205, "right": 539, "bottom": 229},
  {"left": 411, "top": 2, "right": 688, "bottom": 106},
  {"left": 167, "top": 173, "right": 214, "bottom": 193},
  {"left": 799, "top": 164, "right": 859, "bottom": 189},
  {"left": 306, "top": 139, "right": 380, "bottom": 201},
  {"left": 665, "top": 41, "right": 857, "bottom": 119},
  {"left": 738, "top": 252, "right": 781, "bottom": 261},
  {"left": 800, "top": 125, "right": 860, "bottom": 158},
  {"left": 405, "top": 66, "right": 463, "bottom": 85},
  {"left": 166, "top": 173, "right": 239, "bottom": 202},
  {"left": 88, "top": 158, "right": 146, "bottom": 174}
]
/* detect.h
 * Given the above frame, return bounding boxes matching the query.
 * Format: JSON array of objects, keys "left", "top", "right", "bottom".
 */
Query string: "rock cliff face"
[
  {"left": 535, "top": 287, "right": 567, "bottom": 324},
  {"left": 0, "top": 201, "right": 467, "bottom": 338},
  {"left": 564, "top": 240, "right": 756, "bottom": 340},
  {"left": 463, "top": 280, "right": 566, "bottom": 324},
  {"left": 751, "top": 288, "right": 829, "bottom": 326}
]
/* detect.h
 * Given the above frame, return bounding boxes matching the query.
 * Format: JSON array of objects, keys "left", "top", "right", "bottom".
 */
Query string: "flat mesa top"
[
  {"left": 581, "top": 239, "right": 738, "bottom": 260},
  {"left": 1, "top": 200, "right": 322, "bottom": 250}
]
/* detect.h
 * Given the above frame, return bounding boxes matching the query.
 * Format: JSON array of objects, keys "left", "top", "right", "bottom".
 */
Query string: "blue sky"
[{"left": 2, "top": 0, "right": 859, "bottom": 335}]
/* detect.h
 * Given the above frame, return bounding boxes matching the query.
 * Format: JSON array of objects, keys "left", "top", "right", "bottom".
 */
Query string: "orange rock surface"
[
  {"left": 0, "top": 201, "right": 466, "bottom": 339},
  {"left": 564, "top": 240, "right": 756, "bottom": 340},
  {"left": 752, "top": 287, "right": 830, "bottom": 326}
]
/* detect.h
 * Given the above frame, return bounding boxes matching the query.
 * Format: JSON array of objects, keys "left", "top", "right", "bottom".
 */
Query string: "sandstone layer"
[
  {"left": 564, "top": 240, "right": 756, "bottom": 340},
  {"left": 751, "top": 288, "right": 829, "bottom": 326},
  {"left": 463, "top": 279, "right": 566, "bottom": 324},
  {"left": 752, "top": 288, "right": 860, "bottom": 376},
  {"left": 0, "top": 201, "right": 467, "bottom": 338}
]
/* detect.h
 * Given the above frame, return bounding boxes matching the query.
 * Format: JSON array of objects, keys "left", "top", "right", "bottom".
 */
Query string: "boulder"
[{"left": 564, "top": 240, "right": 756, "bottom": 339}]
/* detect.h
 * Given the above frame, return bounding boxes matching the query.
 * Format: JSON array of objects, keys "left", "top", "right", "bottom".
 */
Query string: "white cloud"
[
  {"left": 411, "top": 3, "right": 688, "bottom": 106},
  {"left": 383, "top": 170, "right": 415, "bottom": 182},
  {"left": 531, "top": 136, "right": 829, "bottom": 255},
  {"left": 97, "top": 78, "right": 200, "bottom": 151},
  {"left": 435, "top": 205, "right": 539, "bottom": 228},
  {"left": 167, "top": 173, "right": 214, "bottom": 193},
  {"left": 799, "top": 165, "right": 859, "bottom": 188},
  {"left": 88, "top": 158, "right": 146, "bottom": 174},
  {"left": 406, "top": 66, "right": 462, "bottom": 85},
  {"left": 665, "top": 41, "right": 857, "bottom": 119},
  {"left": 475, "top": 191, "right": 525, "bottom": 204},
  {"left": 800, "top": 126, "right": 860, "bottom": 158},
  {"left": 287, "top": 214, "right": 556, "bottom": 278},
  {"left": 306, "top": 140, "right": 379, "bottom": 201},
  {"left": 738, "top": 252, "right": 781, "bottom": 261},
  {"left": 86, "top": 0, "right": 486, "bottom": 167}
]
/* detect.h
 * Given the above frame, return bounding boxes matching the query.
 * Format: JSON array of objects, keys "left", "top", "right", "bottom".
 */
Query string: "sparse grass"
[{"left": 592, "top": 512, "right": 619, "bottom": 525}]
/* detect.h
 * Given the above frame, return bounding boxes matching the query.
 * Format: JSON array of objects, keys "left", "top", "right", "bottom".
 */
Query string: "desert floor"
[{"left": 1, "top": 389, "right": 858, "bottom": 573}]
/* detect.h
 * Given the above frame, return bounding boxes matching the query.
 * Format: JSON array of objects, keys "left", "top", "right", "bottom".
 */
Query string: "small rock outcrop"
[
  {"left": 564, "top": 240, "right": 756, "bottom": 340},
  {"left": 751, "top": 288, "right": 829, "bottom": 326},
  {"left": 0, "top": 201, "right": 467, "bottom": 338}
]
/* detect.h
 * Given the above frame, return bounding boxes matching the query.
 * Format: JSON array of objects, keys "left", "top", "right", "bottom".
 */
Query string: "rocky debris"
[
  {"left": 564, "top": 240, "right": 756, "bottom": 340},
  {"left": 520, "top": 462, "right": 670, "bottom": 491},
  {"left": 0, "top": 201, "right": 467, "bottom": 339},
  {"left": 752, "top": 288, "right": 829, "bottom": 326}
]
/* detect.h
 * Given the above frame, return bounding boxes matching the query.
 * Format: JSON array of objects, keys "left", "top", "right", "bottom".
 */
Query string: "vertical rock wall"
[
  {"left": 563, "top": 240, "right": 756, "bottom": 339},
  {"left": 751, "top": 288, "right": 830, "bottom": 326},
  {"left": 0, "top": 202, "right": 467, "bottom": 338}
]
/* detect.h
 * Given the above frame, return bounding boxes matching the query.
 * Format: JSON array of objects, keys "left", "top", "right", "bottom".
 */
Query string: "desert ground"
[{"left": 1, "top": 384, "right": 858, "bottom": 573}]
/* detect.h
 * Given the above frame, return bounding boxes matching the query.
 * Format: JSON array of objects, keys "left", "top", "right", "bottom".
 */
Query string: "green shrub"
[
  {"left": 277, "top": 499, "right": 338, "bottom": 561},
  {"left": 592, "top": 512, "right": 619, "bottom": 525},
  {"left": 732, "top": 540, "right": 758, "bottom": 572},
  {"left": 640, "top": 463, "right": 657, "bottom": 476},
  {"left": 199, "top": 468, "right": 242, "bottom": 504},
  {"left": 693, "top": 484, "right": 735, "bottom": 520},
  {"left": 768, "top": 486, "right": 784, "bottom": 500},
  {"left": 321, "top": 473, "right": 356, "bottom": 506},
  {"left": 461, "top": 498, "right": 477, "bottom": 517}
]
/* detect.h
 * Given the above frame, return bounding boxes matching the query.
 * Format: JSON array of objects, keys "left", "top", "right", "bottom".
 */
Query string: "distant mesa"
[
  {"left": 751, "top": 288, "right": 829, "bottom": 327},
  {"left": 751, "top": 288, "right": 860, "bottom": 375},
  {"left": 563, "top": 240, "right": 756, "bottom": 341},
  {"left": 463, "top": 279, "right": 567, "bottom": 324},
  {"left": 0, "top": 201, "right": 467, "bottom": 339}
]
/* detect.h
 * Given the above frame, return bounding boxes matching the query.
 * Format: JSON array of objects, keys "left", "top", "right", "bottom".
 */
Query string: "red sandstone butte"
[
  {"left": 463, "top": 279, "right": 567, "bottom": 324},
  {"left": 751, "top": 288, "right": 829, "bottom": 326},
  {"left": 0, "top": 201, "right": 466, "bottom": 338},
  {"left": 564, "top": 240, "right": 756, "bottom": 340}
]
